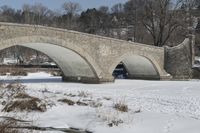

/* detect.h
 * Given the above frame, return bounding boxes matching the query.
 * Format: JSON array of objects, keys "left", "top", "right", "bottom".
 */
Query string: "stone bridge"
[{"left": 0, "top": 22, "right": 186, "bottom": 83}]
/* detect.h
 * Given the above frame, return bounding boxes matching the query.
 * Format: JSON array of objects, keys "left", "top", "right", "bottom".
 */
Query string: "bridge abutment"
[{"left": 164, "top": 35, "right": 198, "bottom": 79}]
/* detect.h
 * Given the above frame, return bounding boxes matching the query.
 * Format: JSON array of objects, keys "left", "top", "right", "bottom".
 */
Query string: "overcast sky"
[{"left": 0, "top": 0, "right": 128, "bottom": 11}]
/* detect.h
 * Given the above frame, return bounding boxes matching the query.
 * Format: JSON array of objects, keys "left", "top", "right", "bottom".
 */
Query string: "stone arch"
[
  {"left": 0, "top": 44, "right": 67, "bottom": 78},
  {"left": 109, "top": 53, "right": 163, "bottom": 80},
  {"left": 0, "top": 36, "right": 103, "bottom": 83}
]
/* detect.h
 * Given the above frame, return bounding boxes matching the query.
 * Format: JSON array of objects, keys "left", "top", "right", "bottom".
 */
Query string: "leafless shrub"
[
  {"left": 96, "top": 108, "right": 124, "bottom": 127},
  {"left": 103, "top": 97, "right": 112, "bottom": 101},
  {"left": 0, "top": 81, "right": 26, "bottom": 100},
  {"left": 82, "top": 99, "right": 93, "bottom": 102},
  {"left": 0, "top": 81, "right": 47, "bottom": 112},
  {"left": 108, "top": 119, "right": 123, "bottom": 127},
  {"left": 58, "top": 98, "right": 75, "bottom": 106},
  {"left": 114, "top": 103, "right": 128, "bottom": 112},
  {"left": 41, "top": 88, "right": 52, "bottom": 94},
  {"left": 0, "top": 116, "right": 30, "bottom": 133},
  {"left": 5, "top": 81, "right": 25, "bottom": 90},
  {"left": 89, "top": 100, "right": 102, "bottom": 108},
  {"left": 10, "top": 70, "right": 27, "bottom": 76},
  {"left": 134, "top": 109, "right": 141, "bottom": 113},
  {"left": 50, "top": 71, "right": 62, "bottom": 76},
  {"left": 113, "top": 99, "right": 128, "bottom": 112},
  {"left": 14, "top": 93, "right": 35, "bottom": 99},
  {"left": 2, "top": 98, "right": 46, "bottom": 112},
  {"left": 76, "top": 100, "right": 88, "bottom": 106},
  {"left": 77, "top": 91, "right": 89, "bottom": 98},
  {"left": 65, "top": 93, "right": 76, "bottom": 97},
  {"left": 0, "top": 119, "right": 20, "bottom": 133},
  {"left": 64, "top": 91, "right": 90, "bottom": 98},
  {"left": 58, "top": 97, "right": 102, "bottom": 107}
]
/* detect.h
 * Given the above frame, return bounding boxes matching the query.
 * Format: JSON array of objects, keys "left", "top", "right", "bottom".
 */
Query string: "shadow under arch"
[
  {"left": 110, "top": 54, "right": 161, "bottom": 80},
  {"left": 0, "top": 41, "right": 101, "bottom": 83}
]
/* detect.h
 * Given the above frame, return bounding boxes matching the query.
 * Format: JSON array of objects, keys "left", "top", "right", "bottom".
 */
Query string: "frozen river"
[{"left": 1, "top": 72, "right": 200, "bottom": 133}]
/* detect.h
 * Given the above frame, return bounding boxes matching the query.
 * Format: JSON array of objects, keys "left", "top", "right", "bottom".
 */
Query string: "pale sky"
[{"left": 0, "top": 0, "right": 128, "bottom": 11}]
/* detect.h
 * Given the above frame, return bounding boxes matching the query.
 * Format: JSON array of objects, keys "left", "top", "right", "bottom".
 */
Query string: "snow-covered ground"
[{"left": 1, "top": 72, "right": 200, "bottom": 133}]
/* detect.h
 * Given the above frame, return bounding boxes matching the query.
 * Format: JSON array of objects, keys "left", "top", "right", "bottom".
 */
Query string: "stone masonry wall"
[
  {"left": 164, "top": 35, "right": 195, "bottom": 79},
  {"left": 0, "top": 22, "right": 171, "bottom": 81}
]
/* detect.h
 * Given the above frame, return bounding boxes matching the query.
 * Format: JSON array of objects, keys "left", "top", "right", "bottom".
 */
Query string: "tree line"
[{"left": 0, "top": 0, "right": 200, "bottom": 47}]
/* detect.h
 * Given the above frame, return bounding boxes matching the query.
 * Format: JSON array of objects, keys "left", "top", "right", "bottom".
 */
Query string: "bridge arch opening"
[
  {"left": 0, "top": 43, "right": 99, "bottom": 83},
  {"left": 112, "top": 55, "right": 160, "bottom": 80}
]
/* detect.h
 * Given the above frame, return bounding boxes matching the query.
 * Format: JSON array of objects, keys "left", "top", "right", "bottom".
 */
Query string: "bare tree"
[
  {"left": 99, "top": 6, "right": 109, "bottom": 14},
  {"left": 62, "top": 2, "right": 81, "bottom": 15},
  {"left": 124, "top": 0, "right": 146, "bottom": 42},
  {"left": 62, "top": 2, "right": 81, "bottom": 29},
  {"left": 31, "top": 3, "right": 50, "bottom": 25},
  {"left": 181, "top": 0, "right": 198, "bottom": 30},
  {"left": 0, "top": 5, "right": 16, "bottom": 22},
  {"left": 141, "top": 0, "right": 184, "bottom": 46},
  {"left": 22, "top": 4, "right": 32, "bottom": 24},
  {"left": 111, "top": 3, "right": 124, "bottom": 14},
  {"left": 182, "top": 0, "right": 198, "bottom": 9}
]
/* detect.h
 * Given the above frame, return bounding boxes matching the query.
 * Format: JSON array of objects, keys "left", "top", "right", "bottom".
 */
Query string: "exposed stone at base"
[
  {"left": 192, "top": 68, "right": 200, "bottom": 79},
  {"left": 62, "top": 76, "right": 99, "bottom": 84},
  {"left": 127, "top": 75, "right": 160, "bottom": 80},
  {"left": 159, "top": 74, "right": 173, "bottom": 80},
  {"left": 62, "top": 74, "right": 173, "bottom": 83},
  {"left": 62, "top": 76, "right": 114, "bottom": 84}
]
